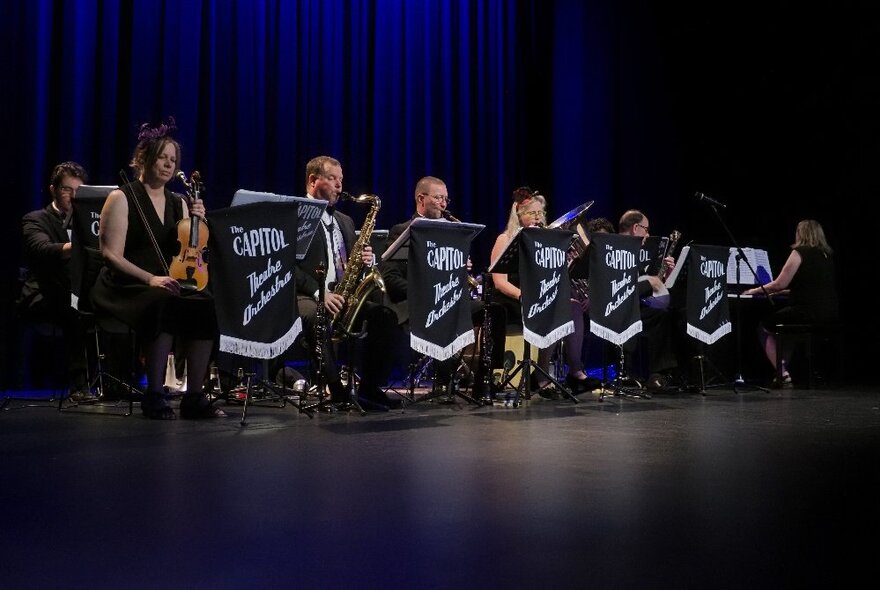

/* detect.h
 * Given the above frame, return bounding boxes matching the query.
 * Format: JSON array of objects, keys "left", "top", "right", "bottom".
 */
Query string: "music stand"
[
  {"left": 222, "top": 193, "right": 326, "bottom": 421},
  {"left": 667, "top": 245, "right": 738, "bottom": 394},
  {"left": 698, "top": 196, "right": 774, "bottom": 394},
  {"left": 582, "top": 233, "right": 650, "bottom": 401},
  {"left": 230, "top": 189, "right": 326, "bottom": 261},
  {"left": 488, "top": 227, "right": 578, "bottom": 407},
  {"left": 382, "top": 218, "right": 485, "bottom": 408}
]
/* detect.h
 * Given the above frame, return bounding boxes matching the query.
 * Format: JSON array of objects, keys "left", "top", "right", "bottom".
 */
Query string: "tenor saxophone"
[{"left": 331, "top": 192, "right": 386, "bottom": 339}]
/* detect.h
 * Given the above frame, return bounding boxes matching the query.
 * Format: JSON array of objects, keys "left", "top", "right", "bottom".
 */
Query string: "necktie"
[{"left": 330, "top": 216, "right": 347, "bottom": 281}]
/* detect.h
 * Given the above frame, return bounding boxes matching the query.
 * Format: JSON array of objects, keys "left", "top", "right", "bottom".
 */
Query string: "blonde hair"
[
  {"left": 794, "top": 219, "right": 833, "bottom": 255},
  {"left": 504, "top": 192, "right": 547, "bottom": 237}
]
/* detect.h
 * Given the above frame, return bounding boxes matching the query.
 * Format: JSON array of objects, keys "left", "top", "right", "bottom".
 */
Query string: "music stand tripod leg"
[
  {"left": 341, "top": 364, "right": 367, "bottom": 415},
  {"left": 603, "top": 345, "right": 650, "bottom": 400},
  {"left": 503, "top": 341, "right": 577, "bottom": 406}
]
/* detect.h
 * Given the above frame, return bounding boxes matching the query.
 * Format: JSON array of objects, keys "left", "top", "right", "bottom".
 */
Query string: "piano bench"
[{"left": 771, "top": 323, "right": 840, "bottom": 389}]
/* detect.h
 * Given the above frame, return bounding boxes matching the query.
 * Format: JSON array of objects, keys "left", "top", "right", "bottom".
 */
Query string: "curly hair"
[{"left": 49, "top": 161, "right": 88, "bottom": 187}]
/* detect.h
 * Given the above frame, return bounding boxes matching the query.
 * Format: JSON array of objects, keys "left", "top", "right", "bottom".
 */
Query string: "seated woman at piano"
[
  {"left": 90, "top": 118, "right": 225, "bottom": 420},
  {"left": 489, "top": 187, "right": 597, "bottom": 396},
  {"left": 741, "top": 219, "right": 839, "bottom": 386}
]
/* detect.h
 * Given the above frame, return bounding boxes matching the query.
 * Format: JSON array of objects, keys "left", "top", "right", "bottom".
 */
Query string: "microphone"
[{"left": 695, "top": 191, "right": 727, "bottom": 209}]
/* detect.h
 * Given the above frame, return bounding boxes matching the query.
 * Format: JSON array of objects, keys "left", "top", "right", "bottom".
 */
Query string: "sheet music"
[
  {"left": 727, "top": 247, "right": 773, "bottom": 285},
  {"left": 487, "top": 227, "right": 523, "bottom": 273},
  {"left": 663, "top": 245, "right": 690, "bottom": 288}
]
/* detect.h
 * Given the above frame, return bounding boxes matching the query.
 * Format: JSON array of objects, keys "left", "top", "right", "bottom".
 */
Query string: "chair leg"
[{"left": 805, "top": 334, "right": 813, "bottom": 389}]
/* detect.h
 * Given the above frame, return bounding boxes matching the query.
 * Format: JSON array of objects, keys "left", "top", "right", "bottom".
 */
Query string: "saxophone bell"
[{"left": 339, "top": 191, "right": 380, "bottom": 207}]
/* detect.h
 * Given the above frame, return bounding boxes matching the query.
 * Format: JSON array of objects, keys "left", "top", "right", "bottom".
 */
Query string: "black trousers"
[
  {"left": 623, "top": 305, "right": 679, "bottom": 378},
  {"left": 291, "top": 295, "right": 400, "bottom": 390}
]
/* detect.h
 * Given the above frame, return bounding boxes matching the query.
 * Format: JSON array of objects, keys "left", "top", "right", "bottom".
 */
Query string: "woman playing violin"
[{"left": 90, "top": 118, "right": 224, "bottom": 419}]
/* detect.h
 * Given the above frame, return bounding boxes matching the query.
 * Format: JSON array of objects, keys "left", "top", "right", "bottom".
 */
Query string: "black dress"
[
  {"left": 90, "top": 181, "right": 217, "bottom": 340},
  {"left": 765, "top": 246, "right": 839, "bottom": 328}
]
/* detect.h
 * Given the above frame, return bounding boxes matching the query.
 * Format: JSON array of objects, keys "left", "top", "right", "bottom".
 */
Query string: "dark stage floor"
[{"left": 2, "top": 384, "right": 879, "bottom": 589}]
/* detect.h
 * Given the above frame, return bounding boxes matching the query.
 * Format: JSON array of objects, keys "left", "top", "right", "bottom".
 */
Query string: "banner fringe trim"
[
  {"left": 589, "top": 320, "right": 643, "bottom": 346},
  {"left": 220, "top": 318, "right": 303, "bottom": 359},
  {"left": 410, "top": 330, "right": 474, "bottom": 361},
  {"left": 686, "top": 321, "right": 732, "bottom": 345},
  {"left": 523, "top": 321, "right": 574, "bottom": 349}
]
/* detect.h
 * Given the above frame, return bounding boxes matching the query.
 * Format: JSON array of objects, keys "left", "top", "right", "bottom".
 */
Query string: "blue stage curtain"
[
  {"left": 5, "top": 0, "right": 675, "bottom": 292},
  {"left": 5, "top": 1, "right": 554, "bottom": 227}
]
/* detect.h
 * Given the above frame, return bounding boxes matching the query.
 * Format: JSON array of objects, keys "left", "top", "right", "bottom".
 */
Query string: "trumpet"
[{"left": 441, "top": 209, "right": 481, "bottom": 297}]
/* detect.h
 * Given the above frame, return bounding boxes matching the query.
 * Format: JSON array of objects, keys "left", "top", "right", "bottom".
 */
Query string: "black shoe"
[
  {"left": 770, "top": 373, "right": 793, "bottom": 389},
  {"left": 328, "top": 381, "right": 350, "bottom": 403},
  {"left": 142, "top": 391, "right": 176, "bottom": 420},
  {"left": 179, "top": 392, "right": 227, "bottom": 419},
  {"left": 358, "top": 386, "right": 402, "bottom": 410},
  {"left": 68, "top": 389, "right": 99, "bottom": 403},
  {"left": 565, "top": 374, "right": 600, "bottom": 394},
  {"left": 647, "top": 373, "right": 670, "bottom": 391}
]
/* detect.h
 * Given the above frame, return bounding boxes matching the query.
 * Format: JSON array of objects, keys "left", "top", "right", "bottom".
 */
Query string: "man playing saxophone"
[{"left": 289, "top": 156, "right": 401, "bottom": 409}]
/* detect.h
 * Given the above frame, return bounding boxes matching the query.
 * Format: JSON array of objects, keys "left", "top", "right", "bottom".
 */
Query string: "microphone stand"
[{"left": 701, "top": 197, "right": 771, "bottom": 393}]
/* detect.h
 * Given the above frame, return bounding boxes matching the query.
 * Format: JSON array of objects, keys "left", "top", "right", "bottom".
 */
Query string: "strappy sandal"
[
  {"left": 179, "top": 392, "right": 227, "bottom": 419},
  {"left": 142, "top": 391, "right": 176, "bottom": 420},
  {"left": 771, "top": 373, "right": 793, "bottom": 389}
]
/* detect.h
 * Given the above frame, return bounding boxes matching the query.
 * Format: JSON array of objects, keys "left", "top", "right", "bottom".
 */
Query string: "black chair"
[
  {"left": 62, "top": 195, "right": 141, "bottom": 416},
  {"left": 771, "top": 322, "right": 841, "bottom": 389},
  {"left": 1, "top": 268, "right": 69, "bottom": 412}
]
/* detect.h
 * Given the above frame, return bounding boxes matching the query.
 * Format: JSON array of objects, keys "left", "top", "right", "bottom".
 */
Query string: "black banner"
[
  {"left": 69, "top": 187, "right": 112, "bottom": 310},
  {"left": 208, "top": 201, "right": 301, "bottom": 359},
  {"left": 518, "top": 227, "right": 574, "bottom": 348},
  {"left": 686, "top": 245, "right": 731, "bottom": 344},
  {"left": 408, "top": 221, "right": 474, "bottom": 360},
  {"left": 588, "top": 233, "right": 642, "bottom": 345}
]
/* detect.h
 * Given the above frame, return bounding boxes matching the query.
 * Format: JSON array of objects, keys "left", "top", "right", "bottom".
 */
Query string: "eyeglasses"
[
  {"left": 57, "top": 186, "right": 77, "bottom": 195},
  {"left": 420, "top": 193, "right": 451, "bottom": 204},
  {"left": 519, "top": 210, "right": 545, "bottom": 219},
  {"left": 635, "top": 223, "right": 650, "bottom": 233}
]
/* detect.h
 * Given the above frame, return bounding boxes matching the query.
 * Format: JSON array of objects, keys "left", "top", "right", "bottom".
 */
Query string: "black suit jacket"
[
  {"left": 379, "top": 213, "right": 420, "bottom": 323},
  {"left": 295, "top": 208, "right": 357, "bottom": 298},
  {"left": 19, "top": 204, "right": 71, "bottom": 313}
]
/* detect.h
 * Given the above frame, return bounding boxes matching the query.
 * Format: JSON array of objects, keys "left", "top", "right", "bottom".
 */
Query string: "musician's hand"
[
  {"left": 466, "top": 256, "right": 473, "bottom": 272},
  {"left": 663, "top": 256, "right": 675, "bottom": 274},
  {"left": 361, "top": 245, "right": 375, "bottom": 266},
  {"left": 574, "top": 297, "right": 590, "bottom": 312},
  {"left": 149, "top": 275, "right": 181, "bottom": 294},
  {"left": 324, "top": 292, "right": 345, "bottom": 315},
  {"left": 646, "top": 275, "right": 664, "bottom": 291},
  {"left": 189, "top": 197, "right": 206, "bottom": 219}
]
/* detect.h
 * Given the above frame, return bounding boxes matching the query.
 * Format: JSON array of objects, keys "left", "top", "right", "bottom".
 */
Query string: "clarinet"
[
  {"left": 313, "top": 263, "right": 327, "bottom": 398},
  {"left": 479, "top": 279, "right": 493, "bottom": 400}
]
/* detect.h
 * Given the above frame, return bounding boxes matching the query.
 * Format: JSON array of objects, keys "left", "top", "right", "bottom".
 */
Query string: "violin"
[{"left": 169, "top": 170, "right": 209, "bottom": 291}]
